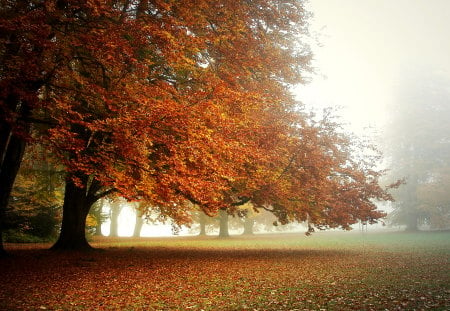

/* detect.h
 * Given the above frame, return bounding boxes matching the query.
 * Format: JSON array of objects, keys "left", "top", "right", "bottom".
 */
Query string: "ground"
[{"left": 0, "top": 231, "right": 449, "bottom": 310}]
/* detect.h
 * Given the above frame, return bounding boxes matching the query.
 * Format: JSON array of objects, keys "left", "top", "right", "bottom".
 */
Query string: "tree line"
[{"left": 0, "top": 0, "right": 398, "bottom": 255}]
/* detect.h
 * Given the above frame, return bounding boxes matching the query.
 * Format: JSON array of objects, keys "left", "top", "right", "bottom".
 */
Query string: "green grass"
[
  {"left": 1, "top": 231, "right": 449, "bottom": 310},
  {"left": 91, "top": 230, "right": 450, "bottom": 253}
]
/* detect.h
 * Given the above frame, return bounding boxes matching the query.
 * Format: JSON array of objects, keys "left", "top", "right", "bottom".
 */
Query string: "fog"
[
  {"left": 296, "top": 0, "right": 450, "bottom": 135},
  {"left": 295, "top": 0, "right": 450, "bottom": 231},
  {"left": 102, "top": 203, "right": 306, "bottom": 238}
]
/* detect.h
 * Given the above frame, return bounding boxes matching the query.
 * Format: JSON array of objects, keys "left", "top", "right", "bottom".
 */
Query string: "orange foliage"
[{"left": 1, "top": 0, "right": 393, "bottom": 237}]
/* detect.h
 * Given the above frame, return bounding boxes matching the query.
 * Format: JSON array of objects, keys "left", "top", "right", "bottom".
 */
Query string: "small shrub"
[{"left": 3, "top": 230, "right": 51, "bottom": 243}]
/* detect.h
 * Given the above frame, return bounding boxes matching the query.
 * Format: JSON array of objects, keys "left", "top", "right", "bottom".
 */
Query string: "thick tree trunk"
[
  {"left": 51, "top": 176, "right": 93, "bottom": 250},
  {"left": 0, "top": 122, "right": 28, "bottom": 256},
  {"left": 133, "top": 209, "right": 144, "bottom": 238},
  {"left": 243, "top": 217, "right": 254, "bottom": 235},
  {"left": 219, "top": 209, "right": 229, "bottom": 238}
]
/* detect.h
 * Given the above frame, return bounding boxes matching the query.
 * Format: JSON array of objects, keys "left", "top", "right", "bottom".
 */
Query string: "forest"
[
  {"left": 1, "top": 0, "right": 402, "bottom": 251},
  {"left": 1, "top": 1, "right": 449, "bottom": 310}
]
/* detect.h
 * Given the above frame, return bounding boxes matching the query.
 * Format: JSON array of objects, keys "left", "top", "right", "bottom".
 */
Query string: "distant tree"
[
  {"left": 242, "top": 216, "right": 255, "bottom": 236},
  {"left": 109, "top": 198, "right": 124, "bottom": 238},
  {"left": 133, "top": 203, "right": 144, "bottom": 238},
  {"left": 189, "top": 209, "right": 218, "bottom": 236},
  {"left": 383, "top": 69, "right": 450, "bottom": 230},
  {"left": 90, "top": 198, "right": 108, "bottom": 237},
  {"left": 198, "top": 211, "right": 207, "bottom": 236},
  {"left": 218, "top": 209, "right": 230, "bottom": 238},
  {"left": 239, "top": 205, "right": 274, "bottom": 235},
  {"left": 416, "top": 167, "right": 450, "bottom": 229}
]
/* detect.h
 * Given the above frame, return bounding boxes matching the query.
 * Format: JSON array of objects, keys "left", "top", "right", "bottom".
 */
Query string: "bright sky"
[{"left": 295, "top": 0, "right": 450, "bottom": 135}]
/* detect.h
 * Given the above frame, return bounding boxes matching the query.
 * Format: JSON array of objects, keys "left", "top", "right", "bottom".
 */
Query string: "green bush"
[
  {"left": 27, "top": 211, "right": 59, "bottom": 238},
  {"left": 3, "top": 230, "right": 52, "bottom": 243}
]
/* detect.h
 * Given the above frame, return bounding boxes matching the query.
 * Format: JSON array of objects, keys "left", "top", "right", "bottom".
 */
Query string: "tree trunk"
[
  {"left": 51, "top": 175, "right": 93, "bottom": 250},
  {"left": 109, "top": 200, "right": 123, "bottom": 237},
  {"left": 219, "top": 209, "right": 229, "bottom": 238},
  {"left": 94, "top": 208, "right": 103, "bottom": 237},
  {"left": 198, "top": 211, "right": 206, "bottom": 236},
  {"left": 243, "top": 217, "right": 254, "bottom": 235},
  {"left": 133, "top": 208, "right": 144, "bottom": 238},
  {"left": 0, "top": 32, "right": 43, "bottom": 255},
  {"left": 0, "top": 123, "right": 28, "bottom": 256},
  {"left": 95, "top": 222, "right": 103, "bottom": 236},
  {"left": 404, "top": 176, "right": 419, "bottom": 231},
  {"left": 405, "top": 212, "right": 419, "bottom": 231}
]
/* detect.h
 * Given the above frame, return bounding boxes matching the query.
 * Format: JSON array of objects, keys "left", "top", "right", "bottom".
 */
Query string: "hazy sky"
[{"left": 296, "top": 0, "right": 450, "bottom": 134}]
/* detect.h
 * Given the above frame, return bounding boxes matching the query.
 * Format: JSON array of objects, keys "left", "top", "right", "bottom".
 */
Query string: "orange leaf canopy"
[{"left": 2, "top": 0, "right": 392, "bottom": 229}]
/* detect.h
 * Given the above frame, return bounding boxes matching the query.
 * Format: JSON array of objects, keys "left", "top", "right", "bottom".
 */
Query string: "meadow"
[{"left": 0, "top": 231, "right": 449, "bottom": 310}]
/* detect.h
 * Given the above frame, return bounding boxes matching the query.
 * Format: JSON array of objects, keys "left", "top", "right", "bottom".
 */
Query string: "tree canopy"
[{"left": 1, "top": 0, "right": 395, "bottom": 251}]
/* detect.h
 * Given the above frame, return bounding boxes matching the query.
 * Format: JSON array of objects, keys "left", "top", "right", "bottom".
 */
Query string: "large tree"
[
  {"left": 0, "top": 0, "right": 60, "bottom": 254},
  {"left": 383, "top": 69, "right": 450, "bottom": 230},
  {"left": 1, "top": 0, "right": 393, "bottom": 252},
  {"left": 46, "top": 0, "right": 313, "bottom": 249}
]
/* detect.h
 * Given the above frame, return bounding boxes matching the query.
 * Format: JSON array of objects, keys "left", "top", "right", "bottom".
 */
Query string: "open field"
[{"left": 1, "top": 231, "right": 449, "bottom": 310}]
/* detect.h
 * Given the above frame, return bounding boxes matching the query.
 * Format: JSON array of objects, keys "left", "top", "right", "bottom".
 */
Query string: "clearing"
[{"left": 1, "top": 231, "right": 449, "bottom": 310}]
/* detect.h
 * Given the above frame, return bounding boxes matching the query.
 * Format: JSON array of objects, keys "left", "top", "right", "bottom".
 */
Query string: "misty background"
[
  {"left": 295, "top": 0, "right": 450, "bottom": 231},
  {"left": 297, "top": 0, "right": 450, "bottom": 132}
]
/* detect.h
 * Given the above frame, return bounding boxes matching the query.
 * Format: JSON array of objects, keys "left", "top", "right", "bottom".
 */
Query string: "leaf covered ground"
[{"left": 0, "top": 231, "right": 449, "bottom": 310}]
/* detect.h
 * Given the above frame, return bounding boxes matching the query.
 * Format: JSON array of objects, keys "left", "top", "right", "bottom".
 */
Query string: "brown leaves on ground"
[{"left": 0, "top": 232, "right": 449, "bottom": 310}]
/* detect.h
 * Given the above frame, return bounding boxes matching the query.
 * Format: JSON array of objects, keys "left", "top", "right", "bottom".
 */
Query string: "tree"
[
  {"left": 218, "top": 209, "right": 230, "bottom": 238},
  {"left": 133, "top": 203, "right": 145, "bottom": 238},
  {"left": 197, "top": 211, "right": 207, "bottom": 237},
  {"left": 237, "top": 204, "right": 277, "bottom": 235},
  {"left": 242, "top": 216, "right": 255, "bottom": 235},
  {"left": 45, "top": 0, "right": 312, "bottom": 249},
  {"left": 2, "top": 0, "right": 391, "bottom": 251},
  {"left": 0, "top": 0, "right": 59, "bottom": 254},
  {"left": 416, "top": 167, "right": 450, "bottom": 229},
  {"left": 6, "top": 143, "right": 63, "bottom": 242},
  {"left": 189, "top": 209, "right": 218, "bottom": 236},
  {"left": 90, "top": 198, "right": 108, "bottom": 237},
  {"left": 109, "top": 198, "right": 124, "bottom": 238},
  {"left": 383, "top": 69, "right": 450, "bottom": 230}
]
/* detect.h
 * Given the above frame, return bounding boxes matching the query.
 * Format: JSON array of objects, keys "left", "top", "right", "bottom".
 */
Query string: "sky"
[{"left": 295, "top": 0, "right": 450, "bottom": 135}]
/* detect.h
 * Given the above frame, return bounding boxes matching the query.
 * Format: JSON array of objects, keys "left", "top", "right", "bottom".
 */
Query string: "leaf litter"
[{"left": 0, "top": 232, "right": 449, "bottom": 310}]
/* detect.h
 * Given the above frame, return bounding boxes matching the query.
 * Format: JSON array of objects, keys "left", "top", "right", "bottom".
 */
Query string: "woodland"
[
  {"left": 0, "top": 0, "right": 401, "bottom": 253},
  {"left": 1, "top": 1, "right": 450, "bottom": 310}
]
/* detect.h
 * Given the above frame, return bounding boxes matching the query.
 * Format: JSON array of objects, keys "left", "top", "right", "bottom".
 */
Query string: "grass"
[{"left": 0, "top": 231, "right": 449, "bottom": 310}]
